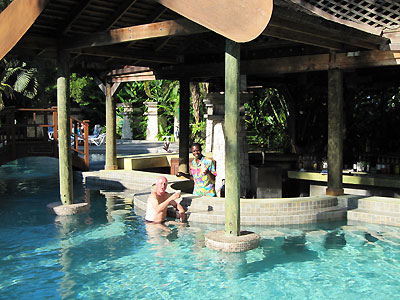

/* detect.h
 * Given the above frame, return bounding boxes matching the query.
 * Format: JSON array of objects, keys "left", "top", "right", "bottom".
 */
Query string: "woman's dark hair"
[{"left": 192, "top": 142, "right": 202, "bottom": 150}]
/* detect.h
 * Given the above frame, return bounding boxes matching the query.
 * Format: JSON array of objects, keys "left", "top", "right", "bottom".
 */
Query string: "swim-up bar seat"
[{"left": 130, "top": 178, "right": 346, "bottom": 226}]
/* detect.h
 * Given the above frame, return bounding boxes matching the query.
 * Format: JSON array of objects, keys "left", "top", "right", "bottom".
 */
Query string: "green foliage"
[
  {"left": 190, "top": 120, "right": 206, "bottom": 147},
  {"left": 70, "top": 73, "right": 91, "bottom": 104},
  {"left": 0, "top": 0, "right": 11, "bottom": 11},
  {"left": 189, "top": 82, "right": 207, "bottom": 145},
  {"left": 144, "top": 80, "right": 179, "bottom": 140},
  {"left": 156, "top": 124, "right": 175, "bottom": 142},
  {"left": 116, "top": 81, "right": 149, "bottom": 140},
  {"left": 0, "top": 58, "right": 39, "bottom": 110},
  {"left": 245, "top": 88, "right": 290, "bottom": 154},
  {"left": 346, "top": 86, "right": 400, "bottom": 155},
  {"left": 68, "top": 73, "right": 105, "bottom": 130},
  {"left": 117, "top": 79, "right": 207, "bottom": 143}
]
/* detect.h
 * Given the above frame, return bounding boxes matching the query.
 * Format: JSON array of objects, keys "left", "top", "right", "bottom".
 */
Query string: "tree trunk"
[{"left": 190, "top": 82, "right": 201, "bottom": 123}]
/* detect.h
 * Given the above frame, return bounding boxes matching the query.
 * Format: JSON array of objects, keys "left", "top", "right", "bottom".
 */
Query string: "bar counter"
[{"left": 288, "top": 170, "right": 400, "bottom": 189}]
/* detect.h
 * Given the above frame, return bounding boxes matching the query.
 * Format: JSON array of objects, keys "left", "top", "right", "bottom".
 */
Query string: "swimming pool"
[{"left": 1, "top": 157, "right": 399, "bottom": 299}]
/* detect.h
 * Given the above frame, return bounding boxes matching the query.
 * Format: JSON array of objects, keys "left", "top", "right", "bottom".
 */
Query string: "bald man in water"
[{"left": 145, "top": 176, "right": 186, "bottom": 223}]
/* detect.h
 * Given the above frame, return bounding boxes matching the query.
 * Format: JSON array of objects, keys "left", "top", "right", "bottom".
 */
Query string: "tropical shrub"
[
  {"left": 244, "top": 88, "right": 290, "bottom": 162},
  {"left": 0, "top": 59, "right": 39, "bottom": 110},
  {"left": 116, "top": 81, "right": 149, "bottom": 140}
]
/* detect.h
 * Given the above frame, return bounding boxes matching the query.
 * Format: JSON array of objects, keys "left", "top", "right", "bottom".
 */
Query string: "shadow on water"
[
  {"left": 244, "top": 234, "right": 319, "bottom": 276},
  {"left": 206, "top": 233, "right": 319, "bottom": 280},
  {"left": 324, "top": 230, "right": 347, "bottom": 249}
]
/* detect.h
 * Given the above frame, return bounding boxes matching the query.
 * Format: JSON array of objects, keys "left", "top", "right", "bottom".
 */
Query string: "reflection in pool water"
[{"left": 0, "top": 157, "right": 400, "bottom": 299}]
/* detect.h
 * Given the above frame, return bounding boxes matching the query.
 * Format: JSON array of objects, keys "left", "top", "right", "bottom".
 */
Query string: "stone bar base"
[
  {"left": 205, "top": 230, "right": 260, "bottom": 252},
  {"left": 47, "top": 202, "right": 89, "bottom": 216},
  {"left": 105, "top": 164, "right": 118, "bottom": 170},
  {"left": 348, "top": 196, "right": 400, "bottom": 227}
]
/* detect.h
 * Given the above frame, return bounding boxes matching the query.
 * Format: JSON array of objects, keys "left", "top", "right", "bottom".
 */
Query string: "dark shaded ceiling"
[{"left": 7, "top": 0, "right": 400, "bottom": 85}]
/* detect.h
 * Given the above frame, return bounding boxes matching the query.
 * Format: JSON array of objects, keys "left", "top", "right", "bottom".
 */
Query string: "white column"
[{"left": 145, "top": 101, "right": 158, "bottom": 141}]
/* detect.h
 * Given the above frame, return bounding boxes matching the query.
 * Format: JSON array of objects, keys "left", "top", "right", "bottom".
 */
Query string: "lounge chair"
[
  {"left": 91, "top": 133, "right": 106, "bottom": 146},
  {"left": 48, "top": 127, "right": 54, "bottom": 140},
  {"left": 88, "top": 125, "right": 103, "bottom": 145}
]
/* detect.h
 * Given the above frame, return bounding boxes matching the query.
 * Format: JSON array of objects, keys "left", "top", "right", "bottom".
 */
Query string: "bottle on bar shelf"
[
  {"left": 395, "top": 158, "right": 400, "bottom": 175},
  {"left": 312, "top": 155, "right": 318, "bottom": 171},
  {"left": 298, "top": 155, "right": 304, "bottom": 171},
  {"left": 382, "top": 157, "right": 387, "bottom": 174},
  {"left": 376, "top": 156, "right": 382, "bottom": 174}
]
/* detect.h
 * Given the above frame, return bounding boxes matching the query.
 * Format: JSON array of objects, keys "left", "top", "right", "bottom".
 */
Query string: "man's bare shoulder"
[
  {"left": 147, "top": 192, "right": 158, "bottom": 203},
  {"left": 148, "top": 191, "right": 170, "bottom": 202}
]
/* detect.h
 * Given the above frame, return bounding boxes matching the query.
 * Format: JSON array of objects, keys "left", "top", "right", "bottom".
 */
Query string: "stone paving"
[{"left": 83, "top": 139, "right": 178, "bottom": 171}]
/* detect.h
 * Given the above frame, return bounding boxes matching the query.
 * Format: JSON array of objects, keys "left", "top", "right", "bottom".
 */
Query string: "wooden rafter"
[
  {"left": 111, "top": 72, "right": 156, "bottom": 83},
  {"left": 268, "top": 7, "right": 389, "bottom": 50},
  {"left": 54, "top": 4, "right": 388, "bottom": 54},
  {"left": 127, "top": 6, "right": 168, "bottom": 49},
  {"left": 107, "top": 66, "right": 151, "bottom": 76},
  {"left": 155, "top": 50, "right": 400, "bottom": 79},
  {"left": 295, "top": 0, "right": 400, "bottom": 30},
  {"left": 153, "top": 37, "right": 173, "bottom": 52},
  {"left": 60, "top": 18, "right": 208, "bottom": 50},
  {"left": 0, "top": 0, "right": 49, "bottom": 60},
  {"left": 58, "top": 0, "right": 92, "bottom": 35},
  {"left": 73, "top": 45, "right": 176, "bottom": 64},
  {"left": 98, "top": 0, "right": 138, "bottom": 32},
  {"left": 289, "top": 0, "right": 382, "bottom": 35},
  {"left": 263, "top": 25, "right": 344, "bottom": 50}
]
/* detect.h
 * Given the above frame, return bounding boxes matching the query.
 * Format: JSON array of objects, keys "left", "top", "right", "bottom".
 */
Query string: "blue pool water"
[{"left": 1, "top": 157, "right": 400, "bottom": 299}]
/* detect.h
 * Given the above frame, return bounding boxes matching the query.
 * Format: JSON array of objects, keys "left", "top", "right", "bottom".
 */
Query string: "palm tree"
[{"left": 0, "top": 59, "right": 39, "bottom": 110}]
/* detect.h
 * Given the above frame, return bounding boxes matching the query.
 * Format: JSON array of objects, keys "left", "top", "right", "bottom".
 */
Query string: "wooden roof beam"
[
  {"left": 153, "top": 37, "right": 172, "bottom": 52},
  {"left": 73, "top": 45, "right": 177, "bottom": 64},
  {"left": 98, "top": 0, "right": 138, "bottom": 32},
  {"left": 127, "top": 6, "right": 168, "bottom": 48},
  {"left": 269, "top": 7, "right": 389, "bottom": 50},
  {"left": 111, "top": 72, "right": 156, "bottom": 83},
  {"left": 289, "top": 0, "right": 382, "bottom": 36},
  {"left": 155, "top": 50, "right": 400, "bottom": 79},
  {"left": 107, "top": 66, "right": 151, "bottom": 76},
  {"left": 58, "top": 0, "right": 92, "bottom": 35},
  {"left": 0, "top": 0, "right": 49, "bottom": 60},
  {"left": 263, "top": 25, "right": 344, "bottom": 50},
  {"left": 60, "top": 18, "right": 208, "bottom": 50}
]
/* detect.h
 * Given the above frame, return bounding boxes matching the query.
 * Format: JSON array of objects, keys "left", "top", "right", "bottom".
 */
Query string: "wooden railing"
[
  {"left": 0, "top": 106, "right": 89, "bottom": 169},
  {"left": 70, "top": 116, "right": 90, "bottom": 168}
]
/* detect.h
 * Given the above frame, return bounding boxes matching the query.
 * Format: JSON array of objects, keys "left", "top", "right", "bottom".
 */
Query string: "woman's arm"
[{"left": 176, "top": 171, "right": 192, "bottom": 180}]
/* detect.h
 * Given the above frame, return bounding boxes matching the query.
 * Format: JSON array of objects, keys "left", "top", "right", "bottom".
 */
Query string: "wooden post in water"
[
  {"left": 83, "top": 120, "right": 90, "bottom": 169},
  {"left": 178, "top": 79, "right": 190, "bottom": 173},
  {"left": 224, "top": 39, "right": 241, "bottom": 236},
  {"left": 105, "top": 80, "right": 117, "bottom": 170},
  {"left": 327, "top": 55, "right": 344, "bottom": 196},
  {"left": 57, "top": 49, "right": 73, "bottom": 205}
]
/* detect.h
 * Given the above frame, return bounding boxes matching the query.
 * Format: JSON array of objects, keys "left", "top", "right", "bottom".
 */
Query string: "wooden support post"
[
  {"left": 83, "top": 120, "right": 90, "bottom": 169},
  {"left": 225, "top": 39, "right": 241, "bottom": 236},
  {"left": 327, "top": 65, "right": 344, "bottom": 196},
  {"left": 105, "top": 80, "right": 117, "bottom": 170},
  {"left": 52, "top": 106, "right": 58, "bottom": 140},
  {"left": 57, "top": 50, "right": 73, "bottom": 205},
  {"left": 178, "top": 79, "right": 190, "bottom": 173},
  {"left": 51, "top": 106, "right": 58, "bottom": 157}
]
